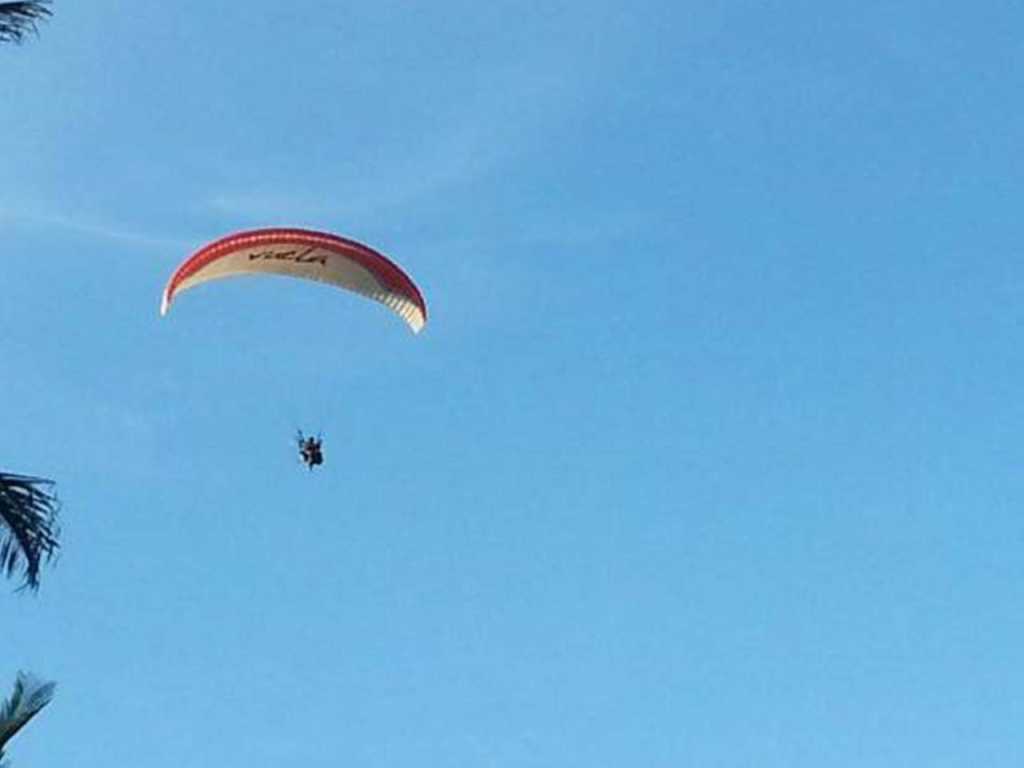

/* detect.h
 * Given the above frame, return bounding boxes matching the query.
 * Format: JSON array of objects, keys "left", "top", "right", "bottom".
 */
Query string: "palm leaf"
[
  {"left": 0, "top": 2, "right": 51, "bottom": 44},
  {"left": 0, "top": 672, "right": 55, "bottom": 764},
  {"left": 0, "top": 473, "right": 59, "bottom": 591}
]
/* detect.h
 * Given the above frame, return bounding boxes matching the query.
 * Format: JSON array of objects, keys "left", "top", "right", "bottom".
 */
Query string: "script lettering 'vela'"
[{"left": 248, "top": 247, "right": 327, "bottom": 266}]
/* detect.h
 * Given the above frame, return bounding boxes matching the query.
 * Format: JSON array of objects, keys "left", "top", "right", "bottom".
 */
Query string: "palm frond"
[
  {"left": 0, "top": 473, "right": 59, "bottom": 591},
  {"left": 0, "top": 2, "right": 51, "bottom": 44},
  {"left": 0, "top": 672, "right": 55, "bottom": 763}
]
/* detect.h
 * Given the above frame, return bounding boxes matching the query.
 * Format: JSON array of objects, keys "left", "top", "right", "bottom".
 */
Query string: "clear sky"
[{"left": 4, "top": 1, "right": 1024, "bottom": 765}]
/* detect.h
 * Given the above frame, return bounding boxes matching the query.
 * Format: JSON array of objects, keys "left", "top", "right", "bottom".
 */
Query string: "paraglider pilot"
[{"left": 297, "top": 432, "right": 324, "bottom": 469}]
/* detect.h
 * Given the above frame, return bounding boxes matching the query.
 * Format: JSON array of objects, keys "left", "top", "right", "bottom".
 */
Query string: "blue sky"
[{"left": 4, "top": 0, "right": 1024, "bottom": 765}]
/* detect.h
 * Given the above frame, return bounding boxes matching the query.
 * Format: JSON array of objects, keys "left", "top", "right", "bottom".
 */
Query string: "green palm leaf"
[
  {"left": 0, "top": 2, "right": 51, "bottom": 43},
  {"left": 0, "top": 672, "right": 55, "bottom": 766},
  {"left": 0, "top": 473, "right": 59, "bottom": 591}
]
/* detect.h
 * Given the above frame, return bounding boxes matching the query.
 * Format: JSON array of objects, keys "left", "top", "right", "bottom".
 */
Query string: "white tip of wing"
[
  {"left": 399, "top": 301, "right": 426, "bottom": 334},
  {"left": 372, "top": 290, "right": 425, "bottom": 334}
]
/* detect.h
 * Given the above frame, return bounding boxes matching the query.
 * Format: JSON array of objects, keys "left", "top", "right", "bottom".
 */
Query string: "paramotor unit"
[
  {"left": 296, "top": 431, "right": 324, "bottom": 470},
  {"left": 159, "top": 227, "right": 427, "bottom": 332}
]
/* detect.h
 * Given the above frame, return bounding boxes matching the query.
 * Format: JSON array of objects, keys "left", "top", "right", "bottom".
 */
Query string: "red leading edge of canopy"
[{"left": 162, "top": 227, "right": 427, "bottom": 319}]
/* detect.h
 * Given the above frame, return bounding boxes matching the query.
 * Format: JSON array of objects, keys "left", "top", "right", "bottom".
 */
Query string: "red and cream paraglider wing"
[{"left": 160, "top": 228, "right": 427, "bottom": 333}]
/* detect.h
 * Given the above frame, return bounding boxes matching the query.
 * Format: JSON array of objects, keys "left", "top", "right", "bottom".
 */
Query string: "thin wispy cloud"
[{"left": 0, "top": 201, "right": 192, "bottom": 252}]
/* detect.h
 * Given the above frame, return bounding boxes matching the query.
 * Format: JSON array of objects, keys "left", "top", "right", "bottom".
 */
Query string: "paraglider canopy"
[{"left": 160, "top": 227, "right": 427, "bottom": 333}]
